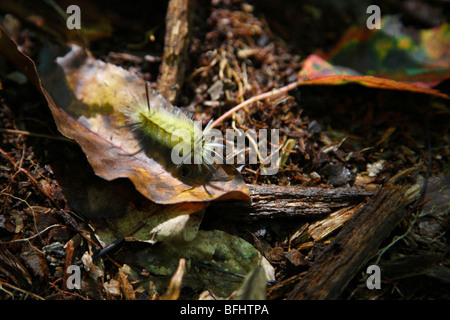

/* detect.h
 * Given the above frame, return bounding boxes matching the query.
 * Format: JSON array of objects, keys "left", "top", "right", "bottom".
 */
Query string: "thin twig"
[
  {"left": 191, "top": 261, "right": 217, "bottom": 300},
  {"left": 210, "top": 78, "right": 302, "bottom": 129},
  {"left": 0, "top": 128, "right": 73, "bottom": 142},
  {"left": 1, "top": 224, "right": 63, "bottom": 244},
  {"left": 47, "top": 280, "right": 89, "bottom": 300},
  {"left": 0, "top": 146, "right": 59, "bottom": 207},
  {"left": 1, "top": 192, "right": 41, "bottom": 241},
  {"left": 0, "top": 281, "right": 45, "bottom": 300}
]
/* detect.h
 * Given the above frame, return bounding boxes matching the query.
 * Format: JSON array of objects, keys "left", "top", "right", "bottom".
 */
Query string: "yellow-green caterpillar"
[{"left": 119, "top": 84, "right": 222, "bottom": 175}]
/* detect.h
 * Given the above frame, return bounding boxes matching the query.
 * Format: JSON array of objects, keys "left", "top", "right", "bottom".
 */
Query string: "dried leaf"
[
  {"left": 159, "top": 258, "right": 186, "bottom": 300},
  {"left": 236, "top": 264, "right": 267, "bottom": 300},
  {"left": 118, "top": 268, "right": 136, "bottom": 300},
  {"left": 325, "top": 15, "right": 450, "bottom": 86},
  {"left": 0, "top": 27, "right": 249, "bottom": 205},
  {"left": 126, "top": 230, "right": 274, "bottom": 298},
  {"left": 38, "top": 45, "right": 249, "bottom": 204},
  {"left": 298, "top": 55, "right": 449, "bottom": 99},
  {"left": 103, "top": 279, "right": 121, "bottom": 297},
  {"left": 93, "top": 202, "right": 206, "bottom": 245},
  {"left": 20, "top": 245, "right": 49, "bottom": 279}
]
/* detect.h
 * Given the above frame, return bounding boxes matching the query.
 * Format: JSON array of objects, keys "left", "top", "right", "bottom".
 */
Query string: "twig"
[
  {"left": 0, "top": 128, "right": 73, "bottom": 142},
  {"left": 191, "top": 261, "right": 217, "bottom": 300},
  {"left": 0, "top": 146, "right": 59, "bottom": 207},
  {"left": 1, "top": 224, "right": 63, "bottom": 244},
  {"left": 157, "top": 0, "right": 193, "bottom": 103},
  {"left": 2, "top": 192, "right": 38, "bottom": 232},
  {"left": 47, "top": 280, "right": 88, "bottom": 300},
  {"left": 210, "top": 78, "right": 303, "bottom": 129},
  {"left": 0, "top": 280, "right": 45, "bottom": 300}
]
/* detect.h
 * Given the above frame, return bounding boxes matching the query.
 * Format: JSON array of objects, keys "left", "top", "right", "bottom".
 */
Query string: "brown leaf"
[
  {"left": 40, "top": 45, "right": 249, "bottom": 204},
  {"left": 159, "top": 258, "right": 185, "bottom": 300},
  {"left": 118, "top": 268, "right": 136, "bottom": 300},
  {"left": 0, "top": 27, "right": 249, "bottom": 204},
  {"left": 298, "top": 55, "right": 449, "bottom": 99}
]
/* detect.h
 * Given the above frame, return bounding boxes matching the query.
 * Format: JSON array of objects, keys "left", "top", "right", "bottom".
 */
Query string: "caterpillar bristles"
[{"left": 118, "top": 83, "right": 223, "bottom": 176}]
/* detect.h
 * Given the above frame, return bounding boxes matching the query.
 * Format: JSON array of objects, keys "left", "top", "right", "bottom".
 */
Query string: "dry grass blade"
[{"left": 159, "top": 258, "right": 186, "bottom": 300}]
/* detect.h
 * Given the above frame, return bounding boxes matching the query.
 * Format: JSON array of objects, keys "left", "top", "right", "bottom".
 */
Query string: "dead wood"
[
  {"left": 157, "top": 0, "right": 194, "bottom": 104},
  {"left": 286, "top": 184, "right": 421, "bottom": 300},
  {"left": 210, "top": 183, "right": 378, "bottom": 220}
]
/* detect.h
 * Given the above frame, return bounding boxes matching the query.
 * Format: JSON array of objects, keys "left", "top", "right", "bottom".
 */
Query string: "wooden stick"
[
  {"left": 210, "top": 79, "right": 303, "bottom": 129},
  {"left": 0, "top": 128, "right": 72, "bottom": 142},
  {"left": 209, "top": 183, "right": 377, "bottom": 219},
  {"left": 157, "top": 0, "right": 194, "bottom": 104}
]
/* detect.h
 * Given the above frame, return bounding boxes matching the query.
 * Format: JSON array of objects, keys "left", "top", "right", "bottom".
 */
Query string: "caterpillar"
[{"left": 119, "top": 84, "right": 223, "bottom": 176}]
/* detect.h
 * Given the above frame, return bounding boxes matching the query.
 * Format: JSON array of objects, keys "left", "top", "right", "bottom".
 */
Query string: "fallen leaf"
[
  {"left": 92, "top": 201, "right": 206, "bottom": 245},
  {"left": 298, "top": 55, "right": 449, "bottom": 99},
  {"left": 125, "top": 230, "right": 274, "bottom": 299},
  {"left": 118, "top": 268, "right": 136, "bottom": 300},
  {"left": 323, "top": 15, "right": 450, "bottom": 87},
  {"left": 159, "top": 258, "right": 186, "bottom": 300},
  {"left": 103, "top": 278, "right": 121, "bottom": 297},
  {"left": 236, "top": 264, "right": 268, "bottom": 300},
  {"left": 0, "top": 27, "right": 250, "bottom": 204},
  {"left": 39, "top": 45, "right": 250, "bottom": 204},
  {"left": 20, "top": 244, "right": 49, "bottom": 279}
]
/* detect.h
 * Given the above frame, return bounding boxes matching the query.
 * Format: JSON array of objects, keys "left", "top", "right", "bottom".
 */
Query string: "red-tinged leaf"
[
  {"left": 322, "top": 15, "right": 450, "bottom": 87},
  {"left": 298, "top": 55, "right": 449, "bottom": 99}
]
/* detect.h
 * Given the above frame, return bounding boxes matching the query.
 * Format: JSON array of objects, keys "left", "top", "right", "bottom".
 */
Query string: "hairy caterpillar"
[{"left": 119, "top": 84, "right": 223, "bottom": 176}]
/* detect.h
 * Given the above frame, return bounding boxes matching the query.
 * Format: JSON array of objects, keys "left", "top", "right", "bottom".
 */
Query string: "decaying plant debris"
[{"left": 0, "top": 0, "right": 449, "bottom": 300}]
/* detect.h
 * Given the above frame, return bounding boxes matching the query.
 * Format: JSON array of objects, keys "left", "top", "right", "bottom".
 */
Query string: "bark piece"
[
  {"left": 287, "top": 184, "right": 420, "bottom": 300},
  {"left": 157, "top": 0, "right": 194, "bottom": 104},
  {"left": 210, "top": 184, "right": 377, "bottom": 220}
]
